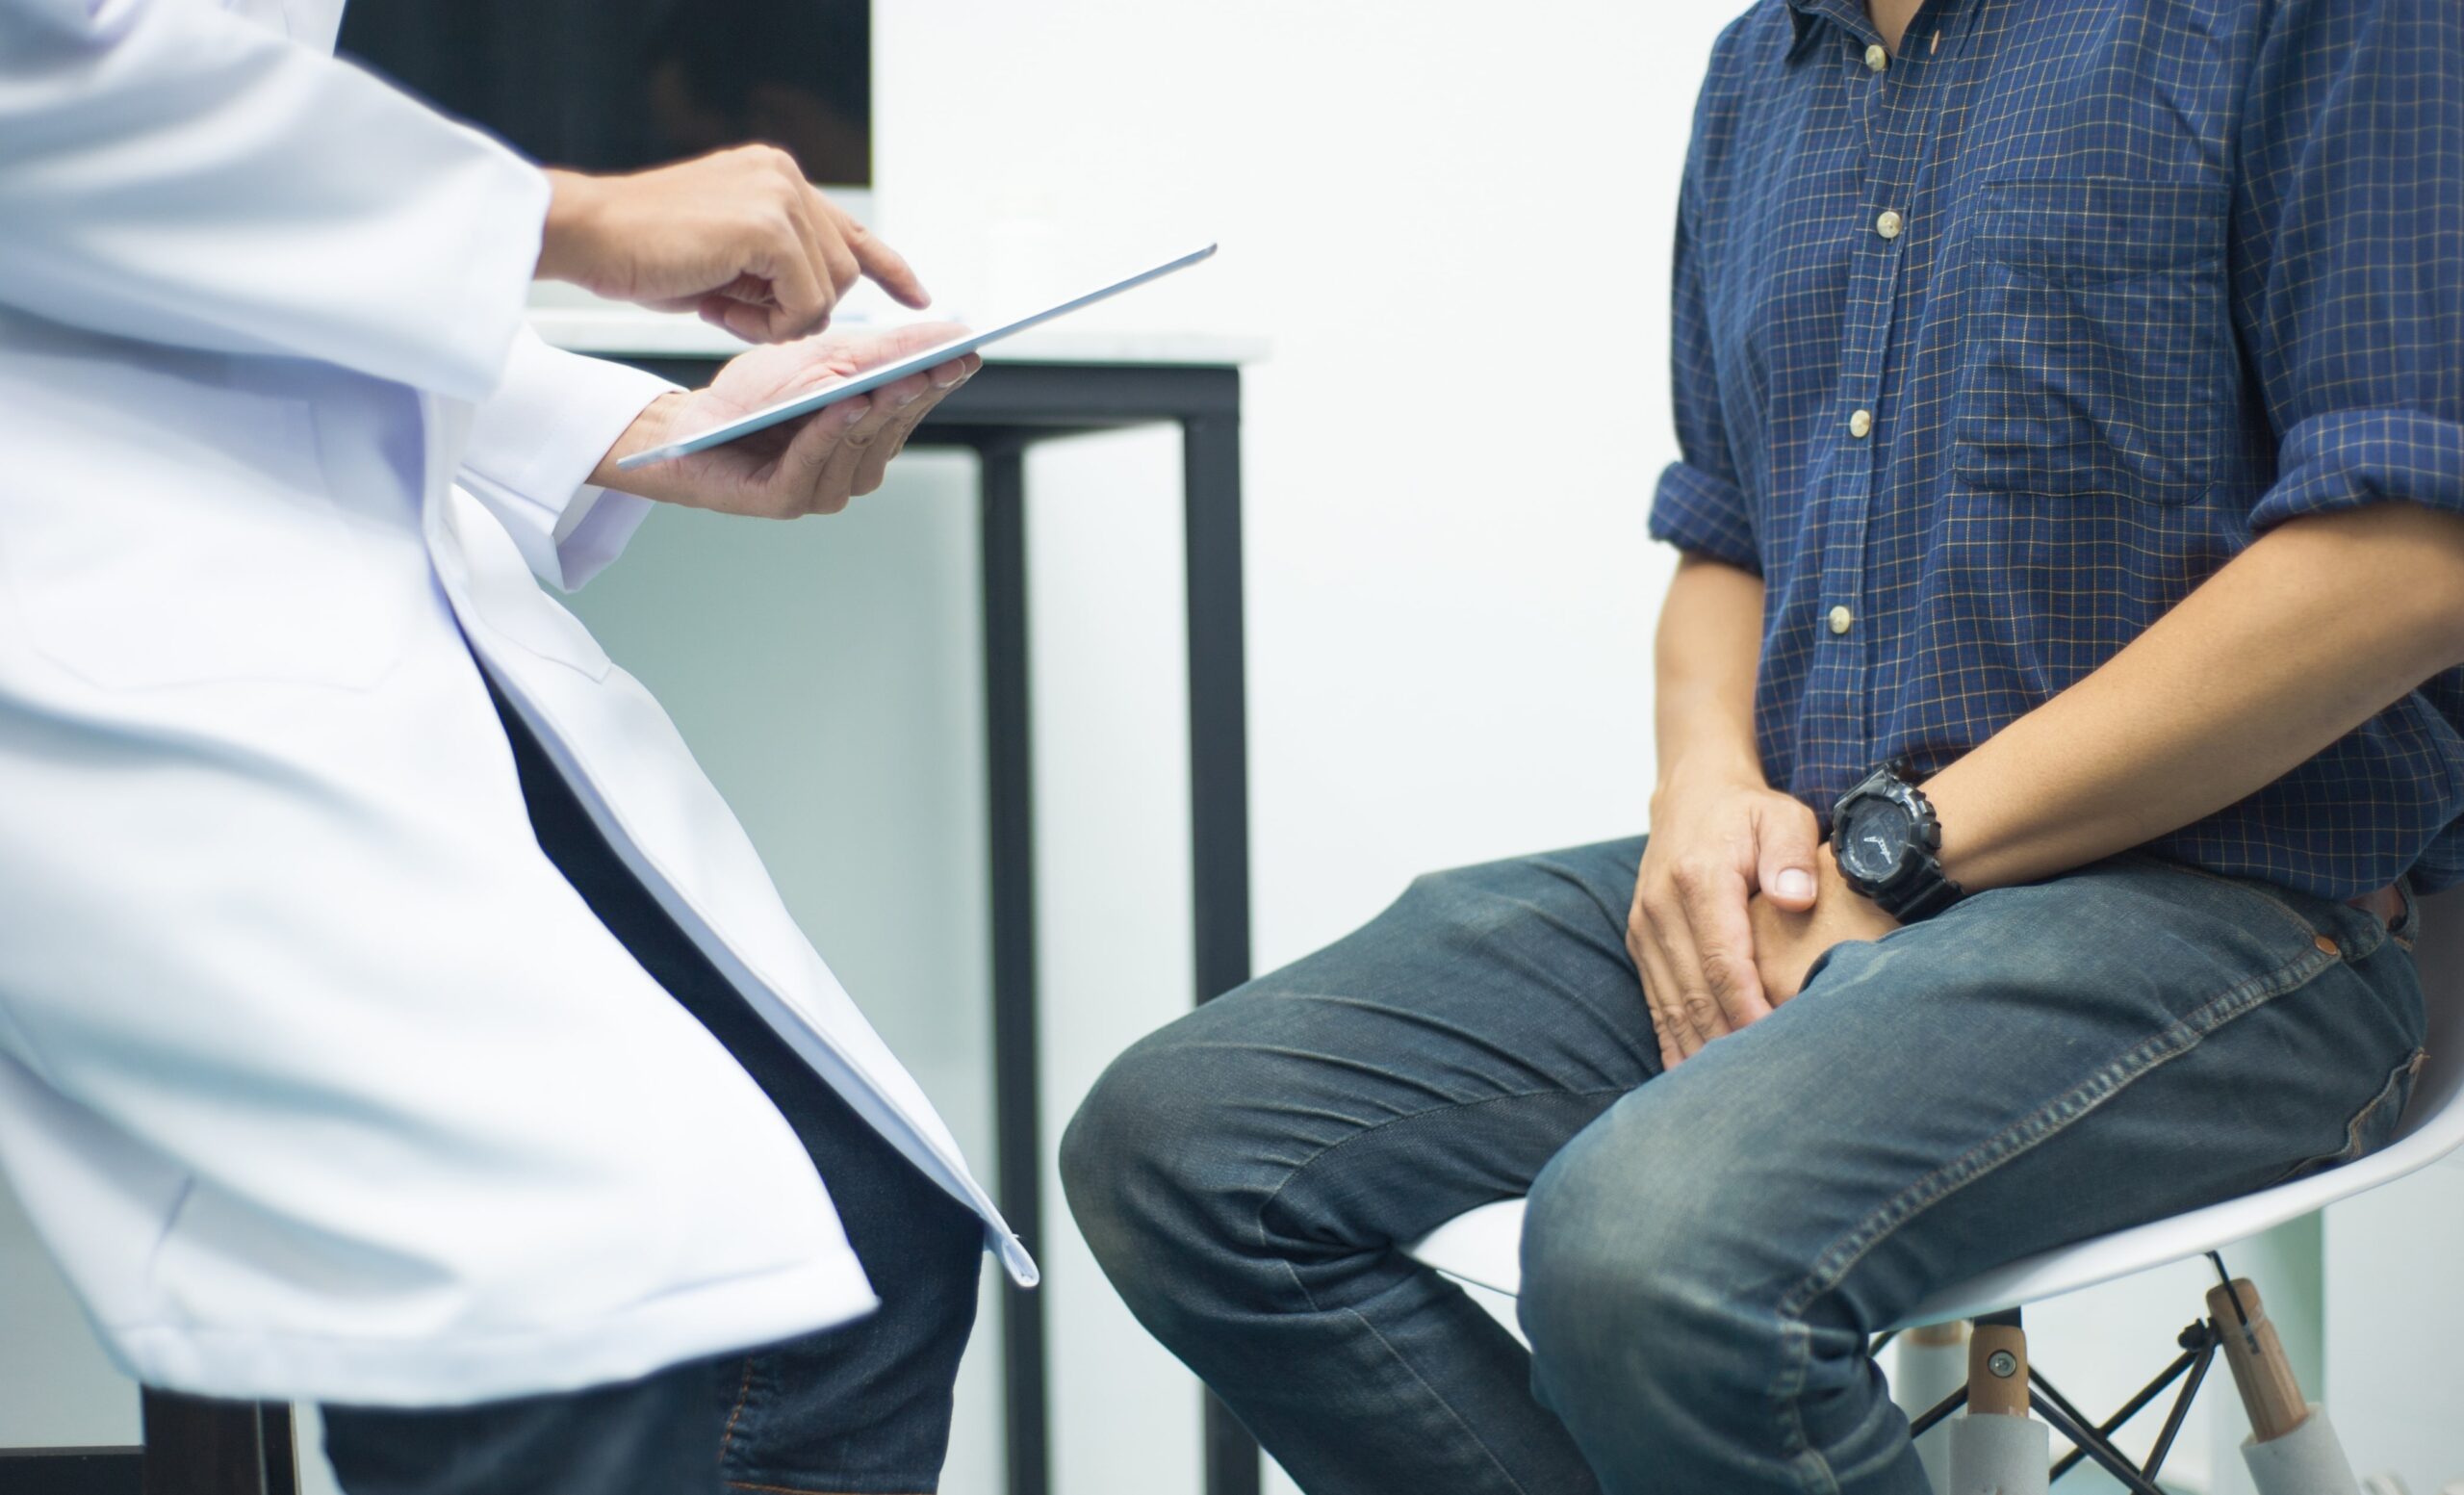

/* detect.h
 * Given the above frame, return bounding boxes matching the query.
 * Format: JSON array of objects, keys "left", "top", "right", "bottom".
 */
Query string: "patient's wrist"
[{"left": 1654, "top": 741, "right": 1764, "bottom": 802}]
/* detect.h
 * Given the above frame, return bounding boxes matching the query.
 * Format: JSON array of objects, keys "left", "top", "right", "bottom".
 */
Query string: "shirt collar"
[{"left": 1787, "top": 0, "right": 1881, "bottom": 58}]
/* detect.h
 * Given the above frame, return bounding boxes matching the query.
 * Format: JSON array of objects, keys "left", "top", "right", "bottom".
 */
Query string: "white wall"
[{"left": 877, "top": 0, "right": 1695, "bottom": 947}]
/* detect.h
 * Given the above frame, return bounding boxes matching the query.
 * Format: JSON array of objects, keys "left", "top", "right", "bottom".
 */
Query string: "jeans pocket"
[
  {"left": 1950, "top": 176, "right": 2234, "bottom": 507},
  {"left": 2266, "top": 1047, "right": 2427, "bottom": 1188}
]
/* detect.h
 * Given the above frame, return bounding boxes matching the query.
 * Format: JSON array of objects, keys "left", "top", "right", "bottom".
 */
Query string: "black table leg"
[
  {"left": 134, "top": 1392, "right": 291, "bottom": 1495},
  {"left": 1181, "top": 411, "right": 1262, "bottom": 1495},
  {"left": 980, "top": 440, "right": 1049, "bottom": 1495}
]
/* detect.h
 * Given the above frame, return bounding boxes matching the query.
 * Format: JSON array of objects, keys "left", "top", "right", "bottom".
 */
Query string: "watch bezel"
[
  {"left": 1829, "top": 761, "right": 1964, "bottom": 921},
  {"left": 1838, "top": 797, "right": 1915, "bottom": 885}
]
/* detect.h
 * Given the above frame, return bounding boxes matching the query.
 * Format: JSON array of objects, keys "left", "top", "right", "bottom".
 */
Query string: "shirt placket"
[{"left": 1811, "top": 17, "right": 1937, "bottom": 790}]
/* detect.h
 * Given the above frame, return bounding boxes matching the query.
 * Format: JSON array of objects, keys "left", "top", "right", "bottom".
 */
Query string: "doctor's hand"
[
  {"left": 1628, "top": 765, "right": 1825, "bottom": 1070},
  {"left": 1744, "top": 847, "right": 1898, "bottom": 1005},
  {"left": 591, "top": 323, "right": 979, "bottom": 519},
  {"left": 538, "top": 146, "right": 928, "bottom": 343}
]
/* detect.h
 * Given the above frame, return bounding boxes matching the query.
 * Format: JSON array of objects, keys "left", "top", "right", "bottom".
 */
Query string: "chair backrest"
[{"left": 1410, "top": 884, "right": 2464, "bottom": 1323}]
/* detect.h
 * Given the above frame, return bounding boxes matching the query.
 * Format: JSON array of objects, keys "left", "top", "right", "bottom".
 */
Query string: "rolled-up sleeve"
[
  {"left": 1648, "top": 171, "right": 1760, "bottom": 574},
  {"left": 2236, "top": 0, "right": 2464, "bottom": 536}
]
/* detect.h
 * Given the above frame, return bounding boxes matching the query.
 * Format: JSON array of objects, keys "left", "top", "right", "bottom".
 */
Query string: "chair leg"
[
  {"left": 1893, "top": 1322, "right": 1968, "bottom": 1495},
  {"left": 139, "top": 1391, "right": 296, "bottom": 1495},
  {"left": 2208, "top": 1277, "right": 2363, "bottom": 1495},
  {"left": 1947, "top": 1311, "right": 2050, "bottom": 1495}
]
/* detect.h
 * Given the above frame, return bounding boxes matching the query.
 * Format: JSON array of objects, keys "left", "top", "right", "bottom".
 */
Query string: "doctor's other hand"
[
  {"left": 537, "top": 146, "right": 929, "bottom": 344},
  {"left": 1627, "top": 765, "right": 1825, "bottom": 1070},
  {"left": 592, "top": 323, "right": 979, "bottom": 519}
]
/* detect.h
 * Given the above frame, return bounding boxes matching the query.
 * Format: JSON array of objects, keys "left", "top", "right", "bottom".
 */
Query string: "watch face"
[{"left": 1841, "top": 800, "right": 1914, "bottom": 885}]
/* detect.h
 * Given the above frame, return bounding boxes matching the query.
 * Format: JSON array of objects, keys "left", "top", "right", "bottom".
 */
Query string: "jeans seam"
[
  {"left": 1327, "top": 1302, "right": 1543, "bottom": 1495},
  {"left": 726, "top": 1482, "right": 930, "bottom": 1495},
  {"left": 1762, "top": 937, "right": 2340, "bottom": 1494},
  {"left": 2265, "top": 1046, "right": 2427, "bottom": 1187},
  {"left": 2344, "top": 1051, "right": 2422, "bottom": 1155},
  {"left": 717, "top": 1355, "right": 757, "bottom": 1468},
  {"left": 1253, "top": 1083, "right": 1631, "bottom": 1495}
]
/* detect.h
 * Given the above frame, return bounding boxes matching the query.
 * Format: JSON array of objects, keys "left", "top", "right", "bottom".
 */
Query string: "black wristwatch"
[{"left": 1830, "top": 760, "right": 1964, "bottom": 922}]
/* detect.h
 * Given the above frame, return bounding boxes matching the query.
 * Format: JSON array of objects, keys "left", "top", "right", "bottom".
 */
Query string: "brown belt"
[{"left": 2347, "top": 883, "right": 2405, "bottom": 929}]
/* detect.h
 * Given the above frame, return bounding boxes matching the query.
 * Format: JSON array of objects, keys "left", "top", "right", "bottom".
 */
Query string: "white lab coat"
[{"left": 0, "top": 0, "right": 1031, "bottom": 1406}]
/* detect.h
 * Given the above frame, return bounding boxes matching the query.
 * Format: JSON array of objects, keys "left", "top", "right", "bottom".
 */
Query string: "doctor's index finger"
[{"left": 819, "top": 192, "right": 931, "bottom": 309}]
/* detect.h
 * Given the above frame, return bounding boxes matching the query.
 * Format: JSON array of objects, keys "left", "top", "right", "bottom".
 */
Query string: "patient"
[{"left": 1061, "top": 0, "right": 2464, "bottom": 1490}]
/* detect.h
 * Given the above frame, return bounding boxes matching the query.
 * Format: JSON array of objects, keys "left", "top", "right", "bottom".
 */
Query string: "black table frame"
[
  {"left": 638, "top": 355, "right": 1268, "bottom": 1495},
  {"left": 4, "top": 358, "right": 1268, "bottom": 1495}
]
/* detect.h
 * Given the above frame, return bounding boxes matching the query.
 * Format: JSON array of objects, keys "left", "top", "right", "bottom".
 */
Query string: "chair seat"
[{"left": 1410, "top": 886, "right": 2464, "bottom": 1329}]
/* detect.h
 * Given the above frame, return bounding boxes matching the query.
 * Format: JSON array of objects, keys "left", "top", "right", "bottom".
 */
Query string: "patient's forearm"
[
  {"left": 1654, "top": 555, "right": 1767, "bottom": 793},
  {"left": 1925, "top": 503, "right": 2464, "bottom": 892}
]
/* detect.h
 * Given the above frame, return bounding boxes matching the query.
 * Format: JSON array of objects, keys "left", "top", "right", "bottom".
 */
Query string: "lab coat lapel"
[{"left": 427, "top": 483, "right": 1035, "bottom": 1286}]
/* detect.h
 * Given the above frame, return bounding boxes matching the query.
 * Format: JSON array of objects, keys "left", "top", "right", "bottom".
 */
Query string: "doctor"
[{"left": 0, "top": 1, "right": 1021, "bottom": 1491}]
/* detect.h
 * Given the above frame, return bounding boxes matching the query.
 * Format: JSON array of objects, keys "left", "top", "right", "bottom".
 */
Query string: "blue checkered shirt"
[{"left": 1652, "top": 0, "right": 2464, "bottom": 898}]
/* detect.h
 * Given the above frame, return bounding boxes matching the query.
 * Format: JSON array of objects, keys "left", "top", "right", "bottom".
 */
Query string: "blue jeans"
[
  {"left": 1062, "top": 838, "right": 2427, "bottom": 1495},
  {"left": 321, "top": 678, "right": 982, "bottom": 1495}
]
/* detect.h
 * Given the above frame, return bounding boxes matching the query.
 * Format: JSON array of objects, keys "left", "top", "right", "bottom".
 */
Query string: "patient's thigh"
[
  {"left": 1111, "top": 836, "right": 1664, "bottom": 1242},
  {"left": 1527, "top": 853, "right": 2426, "bottom": 1340}
]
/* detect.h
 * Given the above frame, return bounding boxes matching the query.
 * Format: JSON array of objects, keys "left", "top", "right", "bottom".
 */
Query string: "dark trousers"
[{"left": 321, "top": 680, "right": 984, "bottom": 1495}]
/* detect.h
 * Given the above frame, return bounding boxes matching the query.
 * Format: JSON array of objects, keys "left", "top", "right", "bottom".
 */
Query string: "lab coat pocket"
[{"left": 0, "top": 357, "right": 417, "bottom": 692}]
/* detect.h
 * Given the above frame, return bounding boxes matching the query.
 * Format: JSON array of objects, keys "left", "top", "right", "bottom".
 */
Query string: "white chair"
[{"left": 1409, "top": 885, "right": 2464, "bottom": 1495}]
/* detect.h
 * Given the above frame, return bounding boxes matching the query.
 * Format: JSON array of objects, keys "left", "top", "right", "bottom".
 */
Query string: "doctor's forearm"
[{"left": 1923, "top": 502, "right": 2464, "bottom": 892}]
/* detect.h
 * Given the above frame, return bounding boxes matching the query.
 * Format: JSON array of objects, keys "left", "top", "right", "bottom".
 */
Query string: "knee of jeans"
[
  {"left": 1395, "top": 863, "right": 1531, "bottom": 942},
  {"left": 1061, "top": 1030, "right": 1233, "bottom": 1291},
  {"left": 1518, "top": 1099, "right": 1777, "bottom": 1401}
]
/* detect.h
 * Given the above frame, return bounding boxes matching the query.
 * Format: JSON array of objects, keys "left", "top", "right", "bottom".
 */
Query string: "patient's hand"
[
  {"left": 1629, "top": 765, "right": 1825, "bottom": 1070},
  {"left": 593, "top": 323, "right": 979, "bottom": 518},
  {"left": 1746, "top": 847, "right": 1898, "bottom": 1004}
]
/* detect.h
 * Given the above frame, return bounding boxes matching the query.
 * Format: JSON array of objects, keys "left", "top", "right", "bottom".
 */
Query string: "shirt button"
[
  {"left": 1877, "top": 210, "right": 1905, "bottom": 241},
  {"left": 1848, "top": 408, "right": 1873, "bottom": 439},
  {"left": 1828, "top": 605, "right": 1855, "bottom": 635},
  {"left": 1864, "top": 43, "right": 1888, "bottom": 72}
]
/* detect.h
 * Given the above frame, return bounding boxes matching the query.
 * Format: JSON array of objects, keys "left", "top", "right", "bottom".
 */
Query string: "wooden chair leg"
[
  {"left": 2208, "top": 1277, "right": 2364, "bottom": 1495},
  {"left": 1967, "top": 1314, "right": 2030, "bottom": 1416},
  {"left": 1949, "top": 1311, "right": 2050, "bottom": 1495},
  {"left": 139, "top": 1391, "right": 295, "bottom": 1495},
  {"left": 2207, "top": 1277, "right": 2310, "bottom": 1442}
]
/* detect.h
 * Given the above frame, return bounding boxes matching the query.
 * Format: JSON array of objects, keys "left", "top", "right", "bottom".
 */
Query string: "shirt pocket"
[{"left": 1951, "top": 176, "right": 2234, "bottom": 507}]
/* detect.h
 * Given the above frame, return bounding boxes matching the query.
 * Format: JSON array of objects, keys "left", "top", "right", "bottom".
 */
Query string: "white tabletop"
[{"left": 528, "top": 302, "right": 1267, "bottom": 368}]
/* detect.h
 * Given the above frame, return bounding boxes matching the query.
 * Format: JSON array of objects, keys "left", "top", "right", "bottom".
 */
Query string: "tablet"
[{"left": 614, "top": 243, "right": 1219, "bottom": 471}]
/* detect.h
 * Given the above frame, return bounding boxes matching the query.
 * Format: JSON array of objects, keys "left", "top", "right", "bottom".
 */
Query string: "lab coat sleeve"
[
  {"left": 0, "top": 0, "right": 549, "bottom": 403},
  {"left": 459, "top": 328, "right": 680, "bottom": 590}
]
